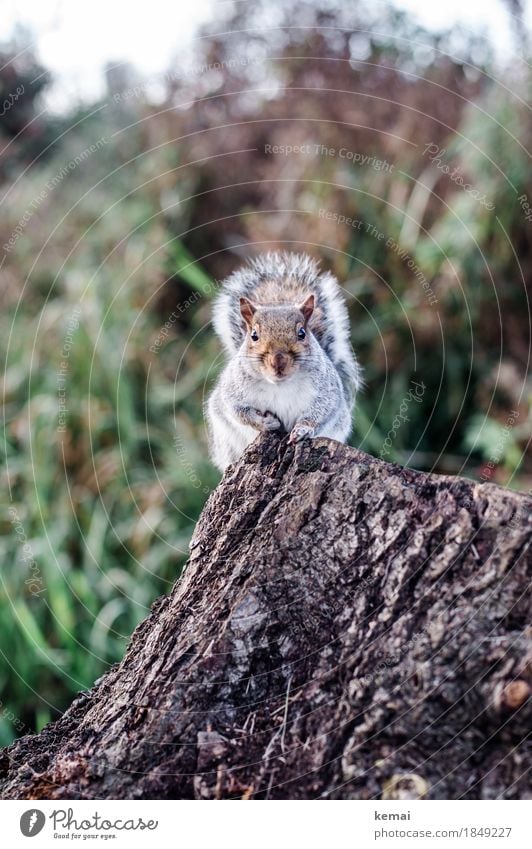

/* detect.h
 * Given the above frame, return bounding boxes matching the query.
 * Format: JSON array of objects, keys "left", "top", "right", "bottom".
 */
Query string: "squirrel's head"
[{"left": 239, "top": 294, "right": 315, "bottom": 383}]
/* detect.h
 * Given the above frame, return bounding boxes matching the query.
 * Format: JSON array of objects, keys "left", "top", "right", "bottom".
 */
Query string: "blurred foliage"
[
  {"left": 0, "top": 0, "right": 530, "bottom": 742},
  {"left": 0, "top": 38, "right": 59, "bottom": 181}
]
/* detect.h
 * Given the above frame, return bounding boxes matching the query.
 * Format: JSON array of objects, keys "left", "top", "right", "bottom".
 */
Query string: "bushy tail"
[{"left": 212, "top": 252, "right": 361, "bottom": 401}]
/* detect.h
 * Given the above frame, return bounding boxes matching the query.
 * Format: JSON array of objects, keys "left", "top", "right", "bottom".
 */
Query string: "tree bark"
[{"left": 1, "top": 435, "right": 531, "bottom": 800}]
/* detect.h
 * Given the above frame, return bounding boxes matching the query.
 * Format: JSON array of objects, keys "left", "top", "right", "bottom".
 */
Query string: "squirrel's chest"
[{"left": 253, "top": 377, "right": 316, "bottom": 429}]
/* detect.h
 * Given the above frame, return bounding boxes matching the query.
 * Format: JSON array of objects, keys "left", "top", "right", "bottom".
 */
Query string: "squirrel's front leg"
[
  {"left": 234, "top": 405, "right": 282, "bottom": 432},
  {"left": 288, "top": 418, "right": 318, "bottom": 443}
]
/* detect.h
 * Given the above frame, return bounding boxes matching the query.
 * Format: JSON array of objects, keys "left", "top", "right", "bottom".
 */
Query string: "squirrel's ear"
[
  {"left": 299, "top": 294, "right": 315, "bottom": 322},
  {"left": 240, "top": 297, "right": 256, "bottom": 328}
]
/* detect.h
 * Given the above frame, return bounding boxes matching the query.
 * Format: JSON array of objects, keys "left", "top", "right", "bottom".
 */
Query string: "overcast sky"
[{"left": 2, "top": 0, "right": 528, "bottom": 109}]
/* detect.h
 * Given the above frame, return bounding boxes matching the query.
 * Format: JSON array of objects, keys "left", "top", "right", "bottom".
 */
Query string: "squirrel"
[{"left": 206, "top": 252, "right": 361, "bottom": 472}]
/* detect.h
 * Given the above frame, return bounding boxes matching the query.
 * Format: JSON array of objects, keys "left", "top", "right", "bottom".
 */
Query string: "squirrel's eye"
[
  {"left": 250, "top": 329, "right": 259, "bottom": 342},
  {"left": 297, "top": 327, "right": 306, "bottom": 340}
]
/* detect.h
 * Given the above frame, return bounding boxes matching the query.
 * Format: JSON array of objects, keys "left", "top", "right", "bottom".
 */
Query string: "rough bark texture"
[{"left": 1, "top": 435, "right": 531, "bottom": 800}]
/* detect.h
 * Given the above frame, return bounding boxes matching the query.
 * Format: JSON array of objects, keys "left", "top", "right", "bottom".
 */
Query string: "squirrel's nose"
[{"left": 273, "top": 352, "right": 289, "bottom": 374}]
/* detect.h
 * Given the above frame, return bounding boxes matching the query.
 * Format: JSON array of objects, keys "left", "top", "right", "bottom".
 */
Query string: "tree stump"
[{"left": 1, "top": 435, "right": 530, "bottom": 799}]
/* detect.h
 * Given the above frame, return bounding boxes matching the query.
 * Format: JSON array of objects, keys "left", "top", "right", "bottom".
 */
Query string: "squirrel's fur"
[
  {"left": 207, "top": 252, "right": 361, "bottom": 471},
  {"left": 213, "top": 252, "right": 361, "bottom": 401}
]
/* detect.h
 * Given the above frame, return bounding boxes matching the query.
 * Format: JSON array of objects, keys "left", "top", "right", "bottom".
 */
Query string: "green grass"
[{"left": 0, "top": 117, "right": 222, "bottom": 742}]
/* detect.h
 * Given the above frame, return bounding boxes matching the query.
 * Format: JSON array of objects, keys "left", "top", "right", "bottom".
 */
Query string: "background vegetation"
[{"left": 0, "top": 0, "right": 530, "bottom": 743}]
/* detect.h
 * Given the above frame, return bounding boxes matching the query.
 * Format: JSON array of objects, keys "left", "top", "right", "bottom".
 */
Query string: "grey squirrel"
[{"left": 206, "top": 252, "right": 361, "bottom": 471}]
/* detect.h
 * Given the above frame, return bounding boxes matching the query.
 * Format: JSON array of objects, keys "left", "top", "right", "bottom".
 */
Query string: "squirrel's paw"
[
  {"left": 258, "top": 410, "right": 282, "bottom": 431},
  {"left": 288, "top": 423, "right": 315, "bottom": 443}
]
